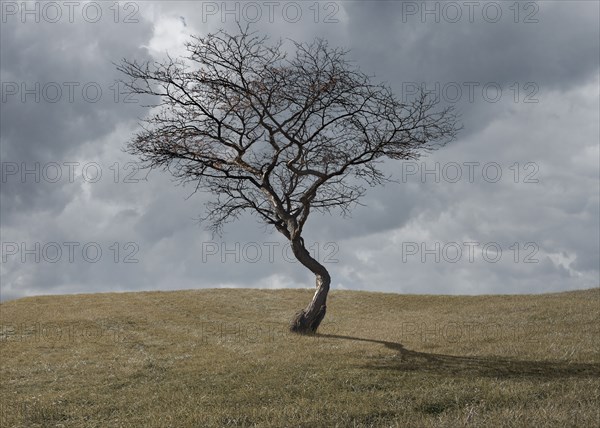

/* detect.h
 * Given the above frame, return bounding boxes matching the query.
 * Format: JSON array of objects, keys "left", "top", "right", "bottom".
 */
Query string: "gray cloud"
[{"left": 1, "top": 1, "right": 598, "bottom": 301}]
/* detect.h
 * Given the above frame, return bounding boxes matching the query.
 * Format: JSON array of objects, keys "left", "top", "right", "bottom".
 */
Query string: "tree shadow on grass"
[{"left": 318, "top": 334, "right": 600, "bottom": 379}]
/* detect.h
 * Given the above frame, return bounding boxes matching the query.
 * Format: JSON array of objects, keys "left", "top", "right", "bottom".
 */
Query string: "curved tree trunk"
[{"left": 289, "top": 237, "right": 331, "bottom": 334}]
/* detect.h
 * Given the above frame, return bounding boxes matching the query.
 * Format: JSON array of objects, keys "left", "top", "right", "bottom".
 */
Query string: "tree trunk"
[{"left": 289, "top": 237, "right": 331, "bottom": 334}]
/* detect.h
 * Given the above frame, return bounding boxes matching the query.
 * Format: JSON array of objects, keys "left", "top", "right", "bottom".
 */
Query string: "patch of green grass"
[{"left": 1, "top": 288, "right": 599, "bottom": 427}]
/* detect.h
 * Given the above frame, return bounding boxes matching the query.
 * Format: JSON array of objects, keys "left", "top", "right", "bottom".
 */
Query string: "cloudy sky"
[{"left": 1, "top": 1, "right": 598, "bottom": 301}]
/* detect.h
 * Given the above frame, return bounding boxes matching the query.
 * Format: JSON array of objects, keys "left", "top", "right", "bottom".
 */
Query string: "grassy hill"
[{"left": 1, "top": 288, "right": 599, "bottom": 427}]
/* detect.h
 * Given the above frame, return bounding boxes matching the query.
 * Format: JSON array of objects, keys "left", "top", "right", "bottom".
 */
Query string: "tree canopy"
[{"left": 117, "top": 26, "right": 459, "bottom": 333}]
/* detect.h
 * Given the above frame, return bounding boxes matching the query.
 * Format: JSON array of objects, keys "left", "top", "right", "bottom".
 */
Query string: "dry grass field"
[{"left": 1, "top": 288, "right": 599, "bottom": 427}]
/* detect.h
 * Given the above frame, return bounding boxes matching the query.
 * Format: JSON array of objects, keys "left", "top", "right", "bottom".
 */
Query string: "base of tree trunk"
[{"left": 289, "top": 305, "right": 327, "bottom": 334}]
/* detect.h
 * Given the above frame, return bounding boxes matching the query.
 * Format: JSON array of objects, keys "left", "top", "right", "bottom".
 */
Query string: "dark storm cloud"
[
  {"left": 342, "top": 1, "right": 598, "bottom": 85},
  {"left": 1, "top": 11, "right": 153, "bottom": 159},
  {"left": 337, "top": 1, "right": 600, "bottom": 142},
  {"left": 1, "top": 5, "right": 154, "bottom": 230}
]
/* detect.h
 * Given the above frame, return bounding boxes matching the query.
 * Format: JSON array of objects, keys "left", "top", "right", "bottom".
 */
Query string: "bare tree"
[{"left": 117, "top": 26, "right": 458, "bottom": 334}]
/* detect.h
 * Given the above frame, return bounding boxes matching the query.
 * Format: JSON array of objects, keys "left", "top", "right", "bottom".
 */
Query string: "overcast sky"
[{"left": 1, "top": 1, "right": 598, "bottom": 301}]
